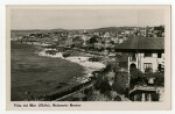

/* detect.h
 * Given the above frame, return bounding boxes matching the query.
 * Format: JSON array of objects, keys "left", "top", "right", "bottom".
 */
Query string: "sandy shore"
[{"left": 38, "top": 48, "right": 106, "bottom": 83}]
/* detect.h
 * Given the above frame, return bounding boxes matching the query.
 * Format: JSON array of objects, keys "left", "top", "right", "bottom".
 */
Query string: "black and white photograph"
[{"left": 6, "top": 5, "right": 171, "bottom": 110}]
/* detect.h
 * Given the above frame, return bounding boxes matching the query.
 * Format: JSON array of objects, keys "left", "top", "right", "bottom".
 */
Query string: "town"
[{"left": 11, "top": 26, "right": 164, "bottom": 101}]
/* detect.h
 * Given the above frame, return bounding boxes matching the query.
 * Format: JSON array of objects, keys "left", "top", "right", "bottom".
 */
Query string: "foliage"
[
  {"left": 88, "top": 35, "right": 99, "bottom": 44},
  {"left": 114, "top": 95, "right": 122, "bottom": 101},
  {"left": 154, "top": 73, "right": 164, "bottom": 86},
  {"left": 72, "top": 36, "right": 84, "bottom": 48},
  {"left": 94, "top": 76, "right": 112, "bottom": 94},
  {"left": 112, "top": 71, "right": 128, "bottom": 94},
  {"left": 86, "top": 90, "right": 110, "bottom": 101},
  {"left": 130, "top": 69, "right": 146, "bottom": 88},
  {"left": 130, "top": 69, "right": 144, "bottom": 80},
  {"left": 145, "top": 67, "right": 153, "bottom": 73},
  {"left": 45, "top": 50, "right": 57, "bottom": 55},
  {"left": 145, "top": 71, "right": 164, "bottom": 86},
  {"left": 88, "top": 57, "right": 102, "bottom": 62}
]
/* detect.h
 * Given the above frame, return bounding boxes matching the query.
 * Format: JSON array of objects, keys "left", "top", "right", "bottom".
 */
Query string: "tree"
[
  {"left": 88, "top": 35, "right": 99, "bottom": 44},
  {"left": 130, "top": 69, "right": 145, "bottom": 88},
  {"left": 145, "top": 71, "right": 164, "bottom": 86},
  {"left": 94, "top": 76, "right": 112, "bottom": 94},
  {"left": 112, "top": 71, "right": 128, "bottom": 94},
  {"left": 72, "top": 36, "right": 84, "bottom": 48}
]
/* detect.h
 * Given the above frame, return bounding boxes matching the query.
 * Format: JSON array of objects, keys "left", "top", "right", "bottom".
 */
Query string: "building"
[
  {"left": 129, "top": 86, "right": 164, "bottom": 101},
  {"left": 115, "top": 37, "right": 164, "bottom": 73}
]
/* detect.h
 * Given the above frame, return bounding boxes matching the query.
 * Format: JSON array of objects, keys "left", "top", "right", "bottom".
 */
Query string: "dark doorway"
[{"left": 130, "top": 63, "right": 136, "bottom": 72}]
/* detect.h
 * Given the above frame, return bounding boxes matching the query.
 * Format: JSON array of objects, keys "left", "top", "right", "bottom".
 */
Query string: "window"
[
  {"left": 131, "top": 53, "right": 136, "bottom": 61},
  {"left": 144, "top": 63, "right": 153, "bottom": 72},
  {"left": 158, "top": 64, "right": 161, "bottom": 71},
  {"left": 158, "top": 53, "right": 162, "bottom": 58},
  {"left": 158, "top": 64, "right": 164, "bottom": 72},
  {"left": 144, "top": 53, "right": 152, "bottom": 57}
]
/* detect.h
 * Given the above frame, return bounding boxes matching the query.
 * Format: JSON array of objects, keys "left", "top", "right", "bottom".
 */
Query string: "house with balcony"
[
  {"left": 115, "top": 37, "right": 164, "bottom": 101},
  {"left": 115, "top": 37, "right": 164, "bottom": 73}
]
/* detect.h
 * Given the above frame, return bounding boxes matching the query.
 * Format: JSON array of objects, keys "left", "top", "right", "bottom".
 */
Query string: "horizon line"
[{"left": 11, "top": 25, "right": 164, "bottom": 31}]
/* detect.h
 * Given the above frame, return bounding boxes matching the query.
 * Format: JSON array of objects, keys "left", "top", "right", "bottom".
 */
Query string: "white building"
[
  {"left": 128, "top": 52, "right": 164, "bottom": 73},
  {"left": 118, "top": 38, "right": 124, "bottom": 44},
  {"left": 116, "top": 37, "right": 164, "bottom": 73}
]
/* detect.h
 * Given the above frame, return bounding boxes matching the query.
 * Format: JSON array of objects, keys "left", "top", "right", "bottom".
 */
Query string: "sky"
[{"left": 10, "top": 6, "right": 166, "bottom": 30}]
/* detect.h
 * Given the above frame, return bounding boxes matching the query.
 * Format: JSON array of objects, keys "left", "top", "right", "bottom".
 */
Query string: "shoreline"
[
  {"left": 11, "top": 42, "right": 86, "bottom": 100},
  {"left": 38, "top": 48, "right": 106, "bottom": 83}
]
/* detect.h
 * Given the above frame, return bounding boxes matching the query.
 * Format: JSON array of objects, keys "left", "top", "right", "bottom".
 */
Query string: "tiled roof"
[{"left": 116, "top": 37, "right": 164, "bottom": 51}]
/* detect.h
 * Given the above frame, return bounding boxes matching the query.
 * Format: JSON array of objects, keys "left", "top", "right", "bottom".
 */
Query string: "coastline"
[
  {"left": 38, "top": 48, "right": 106, "bottom": 83},
  {"left": 11, "top": 42, "right": 86, "bottom": 100}
]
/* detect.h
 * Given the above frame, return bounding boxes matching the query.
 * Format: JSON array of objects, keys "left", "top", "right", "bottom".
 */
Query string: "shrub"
[
  {"left": 154, "top": 75, "right": 164, "bottom": 86},
  {"left": 94, "top": 77, "right": 112, "bottom": 94},
  {"left": 114, "top": 95, "right": 122, "bottom": 101},
  {"left": 45, "top": 50, "right": 57, "bottom": 55},
  {"left": 145, "top": 67, "right": 153, "bottom": 73},
  {"left": 89, "top": 57, "right": 102, "bottom": 62},
  {"left": 112, "top": 71, "right": 128, "bottom": 94},
  {"left": 145, "top": 72, "right": 164, "bottom": 86},
  {"left": 130, "top": 69, "right": 146, "bottom": 88},
  {"left": 62, "top": 52, "right": 71, "bottom": 57}
]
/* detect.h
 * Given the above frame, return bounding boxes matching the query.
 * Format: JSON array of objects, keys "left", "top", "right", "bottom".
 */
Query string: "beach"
[
  {"left": 38, "top": 48, "right": 106, "bottom": 83},
  {"left": 11, "top": 42, "right": 86, "bottom": 101}
]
